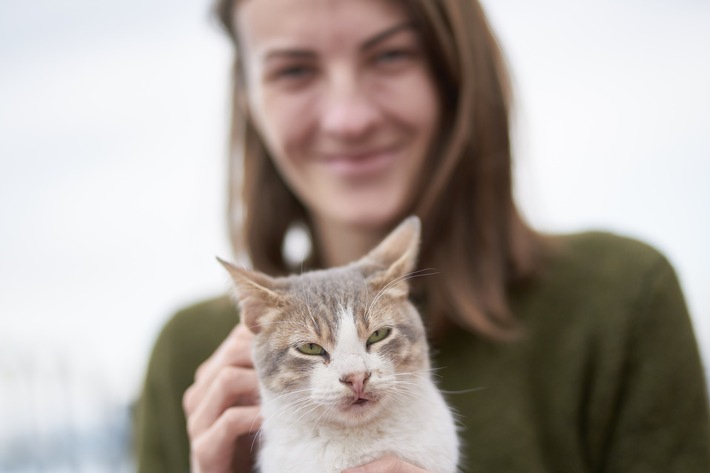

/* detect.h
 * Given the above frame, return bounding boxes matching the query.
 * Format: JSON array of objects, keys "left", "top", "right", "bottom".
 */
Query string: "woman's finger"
[
  {"left": 200, "top": 323, "right": 254, "bottom": 372},
  {"left": 195, "top": 323, "right": 254, "bottom": 380},
  {"left": 190, "top": 405, "right": 262, "bottom": 472},
  {"left": 183, "top": 323, "right": 254, "bottom": 414},
  {"left": 342, "top": 455, "right": 428, "bottom": 473},
  {"left": 187, "top": 366, "right": 260, "bottom": 439}
]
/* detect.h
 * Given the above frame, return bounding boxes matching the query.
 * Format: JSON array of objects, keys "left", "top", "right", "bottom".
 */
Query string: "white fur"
[
  {"left": 258, "top": 378, "right": 458, "bottom": 473},
  {"left": 255, "top": 307, "right": 459, "bottom": 473}
]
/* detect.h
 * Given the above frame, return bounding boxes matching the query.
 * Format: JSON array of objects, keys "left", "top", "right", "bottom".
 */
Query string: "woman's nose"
[{"left": 320, "top": 70, "right": 379, "bottom": 140}]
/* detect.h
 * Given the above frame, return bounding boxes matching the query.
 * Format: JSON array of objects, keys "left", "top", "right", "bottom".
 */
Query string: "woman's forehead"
[{"left": 236, "top": 0, "right": 410, "bottom": 59}]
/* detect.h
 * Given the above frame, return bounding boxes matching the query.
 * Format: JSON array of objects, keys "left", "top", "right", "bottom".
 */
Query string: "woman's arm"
[
  {"left": 183, "top": 323, "right": 261, "bottom": 473},
  {"left": 602, "top": 255, "right": 710, "bottom": 472},
  {"left": 134, "top": 298, "right": 257, "bottom": 473}
]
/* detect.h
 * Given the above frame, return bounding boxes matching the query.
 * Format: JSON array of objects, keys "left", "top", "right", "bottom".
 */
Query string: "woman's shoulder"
[
  {"left": 149, "top": 294, "right": 238, "bottom": 370},
  {"left": 543, "top": 230, "right": 677, "bottom": 290},
  {"left": 515, "top": 230, "right": 687, "bottom": 332},
  {"left": 509, "top": 230, "right": 698, "bottom": 385},
  {"left": 552, "top": 230, "right": 669, "bottom": 269},
  {"left": 163, "top": 294, "right": 237, "bottom": 334}
]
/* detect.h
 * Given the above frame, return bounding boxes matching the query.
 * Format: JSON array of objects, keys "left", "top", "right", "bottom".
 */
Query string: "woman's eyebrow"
[
  {"left": 260, "top": 21, "right": 416, "bottom": 62},
  {"left": 263, "top": 49, "right": 316, "bottom": 62},
  {"left": 361, "top": 21, "right": 416, "bottom": 51}
]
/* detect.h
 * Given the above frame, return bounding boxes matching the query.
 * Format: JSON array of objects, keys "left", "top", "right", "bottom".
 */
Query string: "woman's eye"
[
  {"left": 297, "top": 342, "right": 326, "bottom": 356},
  {"left": 366, "top": 327, "right": 391, "bottom": 346},
  {"left": 274, "top": 65, "right": 313, "bottom": 80},
  {"left": 373, "top": 49, "right": 414, "bottom": 66}
]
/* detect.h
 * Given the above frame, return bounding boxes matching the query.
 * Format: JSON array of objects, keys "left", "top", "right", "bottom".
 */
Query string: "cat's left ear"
[
  {"left": 360, "top": 216, "right": 421, "bottom": 299},
  {"left": 217, "top": 257, "right": 283, "bottom": 334}
]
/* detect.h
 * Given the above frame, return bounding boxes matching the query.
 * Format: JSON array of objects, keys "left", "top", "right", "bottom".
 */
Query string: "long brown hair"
[{"left": 213, "top": 0, "right": 545, "bottom": 340}]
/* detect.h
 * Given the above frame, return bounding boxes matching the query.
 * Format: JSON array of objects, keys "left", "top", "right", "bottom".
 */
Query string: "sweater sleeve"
[
  {"left": 133, "top": 297, "right": 238, "bottom": 473},
  {"left": 602, "top": 255, "right": 710, "bottom": 472},
  {"left": 134, "top": 316, "right": 194, "bottom": 473}
]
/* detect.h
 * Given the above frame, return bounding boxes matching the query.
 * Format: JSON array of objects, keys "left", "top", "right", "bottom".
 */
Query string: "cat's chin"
[
  {"left": 335, "top": 396, "right": 384, "bottom": 425},
  {"left": 345, "top": 398, "right": 374, "bottom": 410}
]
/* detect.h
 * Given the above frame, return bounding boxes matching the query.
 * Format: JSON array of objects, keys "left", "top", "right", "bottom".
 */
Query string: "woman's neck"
[{"left": 311, "top": 217, "right": 386, "bottom": 268}]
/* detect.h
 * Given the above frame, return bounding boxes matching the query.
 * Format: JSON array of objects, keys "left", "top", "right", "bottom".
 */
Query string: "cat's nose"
[{"left": 339, "top": 371, "right": 371, "bottom": 397}]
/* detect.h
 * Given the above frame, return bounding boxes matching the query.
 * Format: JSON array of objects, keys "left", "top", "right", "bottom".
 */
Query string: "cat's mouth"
[
  {"left": 346, "top": 393, "right": 378, "bottom": 409},
  {"left": 339, "top": 392, "right": 388, "bottom": 425}
]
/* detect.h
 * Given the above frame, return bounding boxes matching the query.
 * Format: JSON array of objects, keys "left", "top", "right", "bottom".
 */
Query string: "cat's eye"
[
  {"left": 367, "top": 328, "right": 391, "bottom": 346},
  {"left": 297, "top": 343, "right": 326, "bottom": 356}
]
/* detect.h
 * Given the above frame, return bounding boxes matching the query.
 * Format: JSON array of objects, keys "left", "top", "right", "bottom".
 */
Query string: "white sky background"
[{"left": 1, "top": 0, "right": 708, "bottom": 413}]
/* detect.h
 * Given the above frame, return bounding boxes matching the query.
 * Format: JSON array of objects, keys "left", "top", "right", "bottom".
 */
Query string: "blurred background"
[{"left": 1, "top": 0, "right": 708, "bottom": 470}]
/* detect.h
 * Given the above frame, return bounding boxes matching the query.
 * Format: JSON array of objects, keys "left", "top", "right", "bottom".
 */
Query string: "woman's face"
[{"left": 237, "top": 0, "right": 440, "bottom": 232}]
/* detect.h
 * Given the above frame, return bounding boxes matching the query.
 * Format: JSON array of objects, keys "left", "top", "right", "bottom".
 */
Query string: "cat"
[{"left": 219, "top": 216, "right": 459, "bottom": 473}]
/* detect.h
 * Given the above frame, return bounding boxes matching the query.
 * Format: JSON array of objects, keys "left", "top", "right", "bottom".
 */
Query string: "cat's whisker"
[
  {"left": 255, "top": 397, "right": 314, "bottom": 447},
  {"left": 388, "top": 379, "right": 422, "bottom": 389},
  {"left": 313, "top": 403, "right": 340, "bottom": 430},
  {"left": 225, "top": 218, "right": 459, "bottom": 472},
  {"left": 390, "top": 366, "right": 442, "bottom": 377},
  {"left": 359, "top": 272, "right": 371, "bottom": 326},
  {"left": 298, "top": 277, "right": 319, "bottom": 331},
  {"left": 261, "top": 388, "right": 313, "bottom": 408},
  {"left": 365, "top": 268, "right": 439, "bottom": 320},
  {"left": 278, "top": 405, "right": 315, "bottom": 431},
  {"left": 270, "top": 397, "right": 315, "bottom": 419},
  {"left": 310, "top": 403, "right": 332, "bottom": 428},
  {"left": 390, "top": 386, "right": 428, "bottom": 404},
  {"left": 249, "top": 395, "right": 300, "bottom": 435},
  {"left": 439, "top": 386, "right": 486, "bottom": 395},
  {"left": 286, "top": 402, "right": 322, "bottom": 430},
  {"left": 264, "top": 405, "right": 310, "bottom": 433},
  {"left": 255, "top": 396, "right": 320, "bottom": 451},
  {"left": 254, "top": 390, "right": 314, "bottom": 430}
]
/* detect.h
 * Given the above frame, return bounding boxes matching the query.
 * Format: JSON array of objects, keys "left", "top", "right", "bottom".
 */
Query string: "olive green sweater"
[{"left": 134, "top": 232, "right": 710, "bottom": 472}]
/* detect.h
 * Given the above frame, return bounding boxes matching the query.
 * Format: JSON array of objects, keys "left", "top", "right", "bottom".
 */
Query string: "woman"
[{"left": 135, "top": 0, "right": 710, "bottom": 472}]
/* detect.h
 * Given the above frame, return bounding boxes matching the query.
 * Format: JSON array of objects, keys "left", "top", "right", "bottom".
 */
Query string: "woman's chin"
[
  {"left": 330, "top": 203, "right": 409, "bottom": 233},
  {"left": 338, "top": 219, "right": 402, "bottom": 242}
]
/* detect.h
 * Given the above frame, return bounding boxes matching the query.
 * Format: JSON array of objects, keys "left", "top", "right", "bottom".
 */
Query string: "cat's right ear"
[
  {"left": 217, "top": 257, "right": 283, "bottom": 334},
  {"left": 359, "top": 216, "right": 421, "bottom": 299}
]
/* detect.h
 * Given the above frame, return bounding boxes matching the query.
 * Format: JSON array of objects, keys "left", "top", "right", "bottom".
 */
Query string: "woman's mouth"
[{"left": 321, "top": 147, "right": 399, "bottom": 179}]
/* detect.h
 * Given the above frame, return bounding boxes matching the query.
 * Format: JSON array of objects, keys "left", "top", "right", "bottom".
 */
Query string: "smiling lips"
[{"left": 321, "top": 147, "right": 399, "bottom": 178}]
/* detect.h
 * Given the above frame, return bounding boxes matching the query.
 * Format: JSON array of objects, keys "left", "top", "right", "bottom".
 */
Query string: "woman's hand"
[
  {"left": 343, "top": 455, "right": 430, "bottom": 473},
  {"left": 182, "top": 322, "right": 262, "bottom": 473}
]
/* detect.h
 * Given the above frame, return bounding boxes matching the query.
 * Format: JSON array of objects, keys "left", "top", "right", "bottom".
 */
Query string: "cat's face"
[
  {"left": 221, "top": 217, "right": 429, "bottom": 427},
  {"left": 252, "top": 268, "right": 429, "bottom": 426}
]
